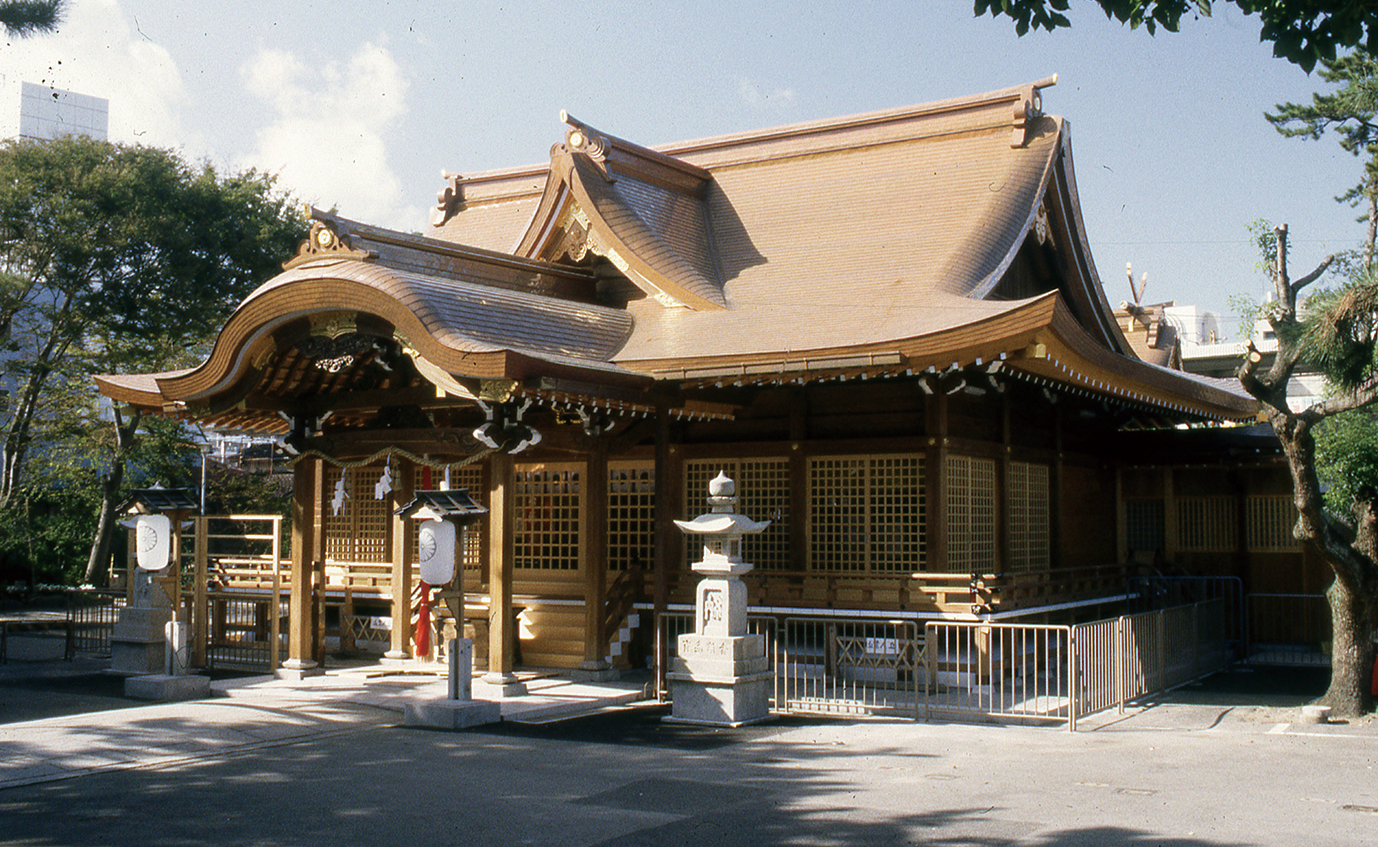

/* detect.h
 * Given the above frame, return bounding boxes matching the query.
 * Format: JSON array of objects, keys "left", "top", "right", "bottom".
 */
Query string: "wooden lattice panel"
[
  {"left": 1124, "top": 499, "right": 1165, "bottom": 554},
  {"left": 809, "top": 454, "right": 924, "bottom": 573},
  {"left": 1177, "top": 496, "right": 1237, "bottom": 552},
  {"left": 515, "top": 463, "right": 582, "bottom": 570},
  {"left": 945, "top": 455, "right": 996, "bottom": 573},
  {"left": 1007, "top": 461, "right": 1050, "bottom": 573},
  {"left": 1247, "top": 495, "right": 1301, "bottom": 551},
  {"left": 609, "top": 461, "right": 655, "bottom": 571},
  {"left": 411, "top": 465, "right": 487, "bottom": 582},
  {"left": 323, "top": 464, "right": 390, "bottom": 563},
  {"left": 684, "top": 459, "right": 790, "bottom": 570}
]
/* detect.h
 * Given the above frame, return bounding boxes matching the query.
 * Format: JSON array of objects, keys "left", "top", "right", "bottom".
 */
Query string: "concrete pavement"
[{"left": 2, "top": 647, "right": 1377, "bottom": 846}]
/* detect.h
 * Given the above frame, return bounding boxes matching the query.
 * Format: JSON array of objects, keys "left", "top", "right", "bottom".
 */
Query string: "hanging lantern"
[
  {"left": 134, "top": 514, "right": 172, "bottom": 571},
  {"left": 417, "top": 519, "right": 456, "bottom": 585}
]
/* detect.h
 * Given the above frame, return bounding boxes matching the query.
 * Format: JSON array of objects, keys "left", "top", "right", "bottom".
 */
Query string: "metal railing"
[
  {"left": 1127, "top": 575, "right": 1243, "bottom": 654},
  {"left": 1244, "top": 593, "right": 1330, "bottom": 666},
  {"left": 781, "top": 617, "right": 922, "bottom": 718},
  {"left": 655, "top": 598, "right": 1231, "bottom": 731},
  {"left": 67, "top": 588, "right": 125, "bottom": 657},
  {"left": 924, "top": 622, "right": 1072, "bottom": 725}
]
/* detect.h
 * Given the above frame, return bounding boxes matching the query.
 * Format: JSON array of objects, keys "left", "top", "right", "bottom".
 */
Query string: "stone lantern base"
[{"left": 666, "top": 632, "right": 772, "bottom": 727}]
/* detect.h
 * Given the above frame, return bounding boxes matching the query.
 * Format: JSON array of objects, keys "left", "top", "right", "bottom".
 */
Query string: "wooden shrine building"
[{"left": 96, "top": 79, "right": 1312, "bottom": 681}]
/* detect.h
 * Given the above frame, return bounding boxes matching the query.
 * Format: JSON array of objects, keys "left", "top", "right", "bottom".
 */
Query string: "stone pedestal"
[
  {"left": 275, "top": 658, "right": 324, "bottom": 681},
  {"left": 666, "top": 632, "right": 772, "bottom": 726},
  {"left": 405, "top": 637, "right": 502, "bottom": 730},
  {"left": 110, "top": 605, "right": 173, "bottom": 676},
  {"left": 126, "top": 673, "right": 210, "bottom": 701}
]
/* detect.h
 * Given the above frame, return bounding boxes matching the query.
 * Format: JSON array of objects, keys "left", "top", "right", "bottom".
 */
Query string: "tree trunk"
[
  {"left": 1323, "top": 499, "right": 1378, "bottom": 716},
  {"left": 83, "top": 409, "right": 140, "bottom": 586},
  {"left": 1367, "top": 179, "right": 1377, "bottom": 273}
]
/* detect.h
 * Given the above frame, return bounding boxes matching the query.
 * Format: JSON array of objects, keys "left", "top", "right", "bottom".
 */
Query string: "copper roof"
[{"left": 98, "top": 79, "right": 1258, "bottom": 425}]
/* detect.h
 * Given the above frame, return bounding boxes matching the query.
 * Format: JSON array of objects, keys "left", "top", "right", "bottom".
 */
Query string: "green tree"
[
  {"left": 974, "top": 1, "right": 1378, "bottom": 72},
  {"left": 0, "top": 135, "right": 305, "bottom": 585},
  {"left": 0, "top": 0, "right": 62, "bottom": 37},
  {"left": 1267, "top": 50, "right": 1378, "bottom": 269},
  {"left": 1237, "top": 223, "right": 1378, "bottom": 716}
]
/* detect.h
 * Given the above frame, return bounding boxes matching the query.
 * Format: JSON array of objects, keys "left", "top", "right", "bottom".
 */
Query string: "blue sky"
[{"left": 0, "top": 0, "right": 1365, "bottom": 333}]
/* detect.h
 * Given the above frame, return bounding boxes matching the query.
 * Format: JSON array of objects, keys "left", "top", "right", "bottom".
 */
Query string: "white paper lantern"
[
  {"left": 135, "top": 514, "right": 172, "bottom": 571},
  {"left": 417, "top": 520, "right": 456, "bottom": 585}
]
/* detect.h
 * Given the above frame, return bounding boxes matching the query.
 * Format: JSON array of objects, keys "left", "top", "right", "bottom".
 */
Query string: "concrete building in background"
[{"left": 0, "top": 77, "right": 108, "bottom": 141}]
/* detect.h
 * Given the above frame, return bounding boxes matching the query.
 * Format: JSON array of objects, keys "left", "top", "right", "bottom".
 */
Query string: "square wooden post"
[
  {"left": 387, "top": 457, "right": 416, "bottom": 659},
  {"left": 484, "top": 452, "right": 525, "bottom": 695},
  {"left": 578, "top": 441, "right": 613, "bottom": 678},
  {"left": 282, "top": 457, "right": 320, "bottom": 676}
]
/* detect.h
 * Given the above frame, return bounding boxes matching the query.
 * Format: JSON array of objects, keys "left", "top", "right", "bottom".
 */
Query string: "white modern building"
[{"left": 0, "top": 77, "right": 108, "bottom": 141}]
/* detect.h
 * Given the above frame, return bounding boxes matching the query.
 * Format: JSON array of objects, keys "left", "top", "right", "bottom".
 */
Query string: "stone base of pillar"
[
  {"left": 109, "top": 606, "right": 172, "bottom": 676},
  {"left": 665, "top": 632, "right": 773, "bottom": 727},
  {"left": 275, "top": 658, "right": 323, "bottom": 681},
  {"left": 382, "top": 649, "right": 412, "bottom": 661},
  {"left": 664, "top": 670, "right": 773, "bottom": 727},
  {"left": 480, "top": 671, "right": 528, "bottom": 697},
  {"left": 570, "top": 660, "right": 621, "bottom": 682},
  {"left": 403, "top": 698, "right": 501, "bottom": 730},
  {"left": 125, "top": 673, "right": 210, "bottom": 701}
]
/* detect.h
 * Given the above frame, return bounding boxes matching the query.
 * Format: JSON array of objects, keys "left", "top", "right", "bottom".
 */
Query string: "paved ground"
[{"left": 2, "top": 634, "right": 1376, "bottom": 847}]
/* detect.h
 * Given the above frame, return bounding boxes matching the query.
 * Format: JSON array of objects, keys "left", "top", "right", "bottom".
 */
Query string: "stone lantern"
[
  {"left": 394, "top": 489, "right": 500, "bottom": 729},
  {"left": 112, "top": 487, "right": 209, "bottom": 701},
  {"left": 667, "top": 471, "right": 773, "bottom": 726}
]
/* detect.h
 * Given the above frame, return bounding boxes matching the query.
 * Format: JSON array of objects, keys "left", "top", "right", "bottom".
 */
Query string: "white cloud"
[
  {"left": 238, "top": 42, "right": 414, "bottom": 228},
  {"left": 738, "top": 77, "right": 798, "bottom": 112},
  {"left": 0, "top": 0, "right": 190, "bottom": 148}
]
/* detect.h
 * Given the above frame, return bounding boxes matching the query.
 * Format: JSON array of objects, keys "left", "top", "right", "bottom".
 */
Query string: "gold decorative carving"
[
  {"left": 478, "top": 379, "right": 519, "bottom": 403},
  {"left": 309, "top": 311, "right": 358, "bottom": 340},
  {"left": 283, "top": 216, "right": 376, "bottom": 269}
]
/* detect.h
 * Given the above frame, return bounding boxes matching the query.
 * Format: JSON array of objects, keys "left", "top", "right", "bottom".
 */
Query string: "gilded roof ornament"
[{"left": 283, "top": 208, "right": 377, "bottom": 269}]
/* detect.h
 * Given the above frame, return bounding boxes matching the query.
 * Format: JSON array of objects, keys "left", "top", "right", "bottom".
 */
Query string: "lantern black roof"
[
  {"left": 117, "top": 487, "right": 200, "bottom": 515},
  {"left": 394, "top": 489, "right": 488, "bottom": 522}
]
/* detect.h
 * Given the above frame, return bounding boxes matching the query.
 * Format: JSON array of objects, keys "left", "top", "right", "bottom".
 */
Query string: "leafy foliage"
[
  {"left": 0, "top": 0, "right": 61, "bottom": 37},
  {"left": 1298, "top": 275, "right": 1378, "bottom": 389},
  {"left": 974, "top": 1, "right": 1378, "bottom": 72},
  {"left": 1316, "top": 408, "right": 1378, "bottom": 510},
  {"left": 0, "top": 136, "right": 305, "bottom": 585}
]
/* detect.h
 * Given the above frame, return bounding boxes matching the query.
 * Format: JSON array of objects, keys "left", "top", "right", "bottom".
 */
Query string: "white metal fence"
[{"left": 655, "top": 598, "right": 1231, "bottom": 731}]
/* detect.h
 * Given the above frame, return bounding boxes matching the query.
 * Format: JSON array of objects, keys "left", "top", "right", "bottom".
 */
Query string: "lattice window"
[
  {"left": 411, "top": 465, "right": 487, "bottom": 583},
  {"left": 323, "top": 464, "right": 390, "bottom": 563},
  {"left": 1247, "top": 495, "right": 1301, "bottom": 551},
  {"left": 1125, "top": 499, "right": 1165, "bottom": 555},
  {"left": 946, "top": 455, "right": 996, "bottom": 574},
  {"left": 684, "top": 458, "right": 789, "bottom": 570},
  {"left": 609, "top": 462, "right": 655, "bottom": 571},
  {"left": 1177, "top": 496, "right": 1237, "bottom": 552},
  {"left": 515, "top": 464, "right": 581, "bottom": 570},
  {"left": 808, "top": 455, "right": 924, "bottom": 573},
  {"left": 1008, "top": 461, "right": 1050, "bottom": 573}
]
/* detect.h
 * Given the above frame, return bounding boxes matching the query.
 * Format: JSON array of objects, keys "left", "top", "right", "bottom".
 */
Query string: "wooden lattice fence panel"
[
  {"left": 945, "top": 455, "right": 996, "bottom": 573},
  {"left": 685, "top": 459, "right": 790, "bottom": 570},
  {"left": 608, "top": 461, "right": 655, "bottom": 571},
  {"left": 808, "top": 454, "right": 924, "bottom": 573},
  {"left": 1008, "top": 461, "right": 1050, "bottom": 573}
]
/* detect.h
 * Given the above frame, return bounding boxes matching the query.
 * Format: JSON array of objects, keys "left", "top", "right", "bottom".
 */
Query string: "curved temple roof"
[{"left": 98, "top": 79, "right": 1258, "bottom": 429}]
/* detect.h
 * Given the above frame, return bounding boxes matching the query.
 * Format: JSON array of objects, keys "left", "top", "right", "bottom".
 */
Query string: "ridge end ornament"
[{"left": 283, "top": 213, "right": 377, "bottom": 270}]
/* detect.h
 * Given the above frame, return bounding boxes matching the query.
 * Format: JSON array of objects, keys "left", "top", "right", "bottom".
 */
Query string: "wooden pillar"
[
  {"left": 283, "top": 458, "right": 319, "bottom": 672},
  {"left": 1051, "top": 402, "right": 1064, "bottom": 570},
  {"left": 580, "top": 440, "right": 611, "bottom": 673},
  {"left": 1163, "top": 468, "right": 1178, "bottom": 562},
  {"left": 925, "top": 390, "right": 949, "bottom": 572},
  {"left": 386, "top": 456, "right": 416, "bottom": 659},
  {"left": 192, "top": 516, "right": 208, "bottom": 669},
  {"left": 789, "top": 387, "right": 809, "bottom": 572},
  {"left": 312, "top": 470, "right": 327, "bottom": 666},
  {"left": 653, "top": 404, "right": 674, "bottom": 699},
  {"left": 998, "top": 391, "right": 1012, "bottom": 574},
  {"left": 484, "top": 452, "right": 525, "bottom": 693}
]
